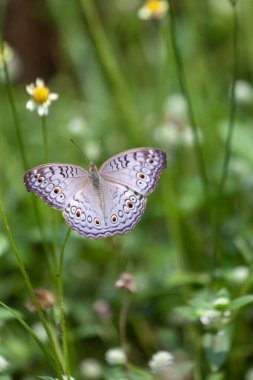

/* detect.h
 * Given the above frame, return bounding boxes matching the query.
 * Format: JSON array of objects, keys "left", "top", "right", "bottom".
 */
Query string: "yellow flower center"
[
  {"left": 146, "top": 0, "right": 161, "bottom": 12},
  {"left": 32, "top": 87, "right": 49, "bottom": 104}
]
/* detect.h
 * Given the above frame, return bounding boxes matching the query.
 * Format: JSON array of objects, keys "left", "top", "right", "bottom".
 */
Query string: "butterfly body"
[{"left": 24, "top": 148, "right": 166, "bottom": 238}]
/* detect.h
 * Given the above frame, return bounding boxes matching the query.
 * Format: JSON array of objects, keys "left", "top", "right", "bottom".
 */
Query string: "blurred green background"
[{"left": 1, "top": 0, "right": 253, "bottom": 379}]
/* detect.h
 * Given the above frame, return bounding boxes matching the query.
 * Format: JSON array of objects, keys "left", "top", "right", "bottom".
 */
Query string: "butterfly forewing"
[
  {"left": 24, "top": 164, "right": 88, "bottom": 210},
  {"left": 100, "top": 148, "right": 167, "bottom": 196}
]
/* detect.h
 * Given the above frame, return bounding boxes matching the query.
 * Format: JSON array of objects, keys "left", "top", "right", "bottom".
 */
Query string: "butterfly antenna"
[
  {"left": 70, "top": 139, "right": 91, "bottom": 164},
  {"left": 94, "top": 139, "right": 101, "bottom": 161}
]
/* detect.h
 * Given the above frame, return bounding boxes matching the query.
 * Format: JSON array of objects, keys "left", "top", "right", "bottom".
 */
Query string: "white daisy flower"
[
  {"left": 0, "top": 42, "right": 14, "bottom": 70},
  {"left": 26, "top": 78, "right": 58, "bottom": 117},
  {"left": 105, "top": 347, "right": 126, "bottom": 365},
  {"left": 138, "top": 0, "right": 169, "bottom": 20},
  {"left": 80, "top": 358, "right": 103, "bottom": 379},
  {"left": 0, "top": 355, "right": 9, "bottom": 372},
  {"left": 148, "top": 351, "right": 174, "bottom": 374}
]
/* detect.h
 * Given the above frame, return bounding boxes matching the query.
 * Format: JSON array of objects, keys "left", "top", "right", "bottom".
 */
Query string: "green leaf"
[
  {"left": 0, "top": 306, "right": 22, "bottom": 321},
  {"left": 203, "top": 330, "right": 231, "bottom": 371},
  {"left": 229, "top": 295, "right": 253, "bottom": 310}
]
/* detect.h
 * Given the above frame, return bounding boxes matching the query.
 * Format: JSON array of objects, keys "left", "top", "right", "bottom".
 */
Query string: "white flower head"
[
  {"left": 149, "top": 351, "right": 174, "bottom": 374},
  {"left": 199, "top": 309, "right": 221, "bottom": 326},
  {"left": 164, "top": 93, "right": 188, "bottom": 120},
  {"left": 105, "top": 347, "right": 126, "bottom": 366},
  {"left": 80, "top": 358, "right": 103, "bottom": 379},
  {"left": 245, "top": 367, "right": 253, "bottom": 380},
  {"left": 0, "top": 355, "right": 9, "bottom": 372},
  {"left": 0, "top": 42, "right": 14, "bottom": 69},
  {"left": 213, "top": 297, "right": 230, "bottom": 308},
  {"left": 232, "top": 266, "right": 250, "bottom": 282},
  {"left": 0, "top": 41, "right": 21, "bottom": 81},
  {"left": 234, "top": 80, "right": 253, "bottom": 105},
  {"left": 32, "top": 321, "right": 48, "bottom": 343},
  {"left": 138, "top": 0, "right": 168, "bottom": 20},
  {"left": 26, "top": 78, "right": 58, "bottom": 117}
]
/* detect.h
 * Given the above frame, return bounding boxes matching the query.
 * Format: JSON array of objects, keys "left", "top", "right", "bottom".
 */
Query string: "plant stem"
[
  {"left": 0, "top": 301, "right": 56, "bottom": 372},
  {"left": 218, "top": 5, "right": 238, "bottom": 197},
  {"left": 119, "top": 293, "right": 130, "bottom": 379},
  {"left": 79, "top": 0, "right": 142, "bottom": 144},
  {"left": 0, "top": 200, "right": 64, "bottom": 380},
  {"left": 167, "top": 1, "right": 208, "bottom": 193},
  {"left": 0, "top": 37, "right": 28, "bottom": 170},
  {"left": 41, "top": 115, "right": 49, "bottom": 162},
  {"left": 213, "top": 3, "right": 238, "bottom": 265},
  {"left": 57, "top": 227, "right": 71, "bottom": 378}
]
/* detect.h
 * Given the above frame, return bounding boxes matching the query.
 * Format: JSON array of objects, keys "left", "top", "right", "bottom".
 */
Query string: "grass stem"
[
  {"left": 79, "top": 0, "right": 142, "bottom": 144},
  {"left": 0, "top": 36, "right": 28, "bottom": 170},
  {"left": 57, "top": 227, "right": 71, "bottom": 378},
  {"left": 0, "top": 200, "right": 64, "bottom": 380},
  {"left": 167, "top": 1, "right": 208, "bottom": 193}
]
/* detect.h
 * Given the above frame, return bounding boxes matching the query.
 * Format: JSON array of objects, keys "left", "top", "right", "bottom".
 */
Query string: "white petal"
[
  {"left": 38, "top": 105, "right": 48, "bottom": 116},
  {"left": 49, "top": 93, "right": 58, "bottom": 101},
  {"left": 36, "top": 78, "right": 45, "bottom": 87},
  {"left": 43, "top": 100, "right": 51, "bottom": 107},
  {"left": 137, "top": 8, "right": 151, "bottom": 20},
  {"left": 26, "top": 84, "right": 34, "bottom": 95},
  {"left": 26, "top": 99, "right": 36, "bottom": 111}
]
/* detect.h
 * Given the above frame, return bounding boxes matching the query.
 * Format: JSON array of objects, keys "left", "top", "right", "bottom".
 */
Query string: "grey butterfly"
[{"left": 24, "top": 148, "right": 167, "bottom": 238}]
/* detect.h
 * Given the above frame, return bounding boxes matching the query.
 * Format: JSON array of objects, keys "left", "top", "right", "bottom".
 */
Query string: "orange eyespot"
[
  {"left": 94, "top": 217, "right": 101, "bottom": 226},
  {"left": 53, "top": 186, "right": 61, "bottom": 194},
  {"left": 137, "top": 172, "right": 145, "bottom": 180},
  {"left": 126, "top": 200, "right": 133, "bottom": 209},
  {"left": 111, "top": 215, "right": 118, "bottom": 223},
  {"left": 37, "top": 176, "right": 44, "bottom": 183},
  {"left": 76, "top": 209, "right": 81, "bottom": 218}
]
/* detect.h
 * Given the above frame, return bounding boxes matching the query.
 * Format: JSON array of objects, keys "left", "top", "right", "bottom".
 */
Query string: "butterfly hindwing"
[{"left": 62, "top": 180, "right": 147, "bottom": 238}]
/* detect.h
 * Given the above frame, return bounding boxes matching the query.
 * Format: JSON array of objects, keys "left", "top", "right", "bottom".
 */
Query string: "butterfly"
[{"left": 24, "top": 148, "right": 167, "bottom": 239}]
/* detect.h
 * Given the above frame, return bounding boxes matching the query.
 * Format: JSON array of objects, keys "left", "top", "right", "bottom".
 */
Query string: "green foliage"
[{"left": 1, "top": 0, "right": 253, "bottom": 379}]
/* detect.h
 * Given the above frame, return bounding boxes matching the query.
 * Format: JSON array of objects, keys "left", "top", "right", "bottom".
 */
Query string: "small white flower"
[
  {"left": 0, "top": 355, "right": 9, "bottom": 372},
  {"left": 80, "top": 358, "right": 103, "bottom": 379},
  {"left": 0, "top": 234, "right": 9, "bottom": 257},
  {"left": 232, "top": 266, "right": 250, "bottom": 282},
  {"left": 0, "top": 42, "right": 14, "bottom": 69},
  {"left": 164, "top": 93, "right": 188, "bottom": 120},
  {"left": 105, "top": 347, "right": 126, "bottom": 366},
  {"left": 199, "top": 309, "right": 221, "bottom": 326},
  {"left": 32, "top": 322, "right": 48, "bottom": 342},
  {"left": 149, "top": 351, "right": 174, "bottom": 374},
  {"left": 0, "top": 41, "right": 21, "bottom": 81},
  {"left": 26, "top": 78, "right": 58, "bottom": 117},
  {"left": 234, "top": 80, "right": 253, "bottom": 105},
  {"left": 213, "top": 297, "right": 230, "bottom": 308},
  {"left": 138, "top": 0, "right": 168, "bottom": 20},
  {"left": 68, "top": 117, "right": 87, "bottom": 135},
  {"left": 245, "top": 367, "right": 253, "bottom": 380}
]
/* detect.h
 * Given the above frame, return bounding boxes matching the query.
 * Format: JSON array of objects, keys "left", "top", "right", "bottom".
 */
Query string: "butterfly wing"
[
  {"left": 62, "top": 179, "right": 147, "bottom": 238},
  {"left": 24, "top": 164, "right": 89, "bottom": 210},
  {"left": 99, "top": 148, "right": 167, "bottom": 196},
  {"left": 24, "top": 148, "right": 166, "bottom": 239}
]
